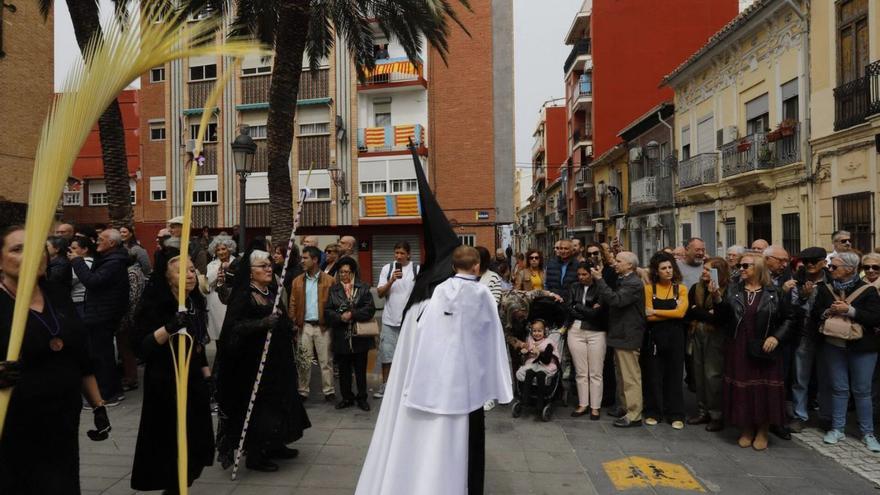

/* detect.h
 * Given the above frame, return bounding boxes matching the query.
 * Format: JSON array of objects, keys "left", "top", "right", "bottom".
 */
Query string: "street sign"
[{"left": 476, "top": 211, "right": 490, "bottom": 220}]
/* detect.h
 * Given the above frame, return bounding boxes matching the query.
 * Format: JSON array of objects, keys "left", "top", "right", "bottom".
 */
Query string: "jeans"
[
  {"left": 824, "top": 344, "right": 878, "bottom": 435},
  {"left": 692, "top": 326, "right": 725, "bottom": 420},
  {"left": 791, "top": 337, "right": 832, "bottom": 421}
]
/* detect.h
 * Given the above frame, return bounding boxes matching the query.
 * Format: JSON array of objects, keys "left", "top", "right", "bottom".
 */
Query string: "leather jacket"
[{"left": 718, "top": 281, "right": 794, "bottom": 344}]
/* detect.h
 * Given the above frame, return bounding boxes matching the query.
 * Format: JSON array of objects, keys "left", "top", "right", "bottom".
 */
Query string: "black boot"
[
  {"left": 266, "top": 446, "right": 300, "bottom": 459},
  {"left": 246, "top": 451, "right": 280, "bottom": 472}
]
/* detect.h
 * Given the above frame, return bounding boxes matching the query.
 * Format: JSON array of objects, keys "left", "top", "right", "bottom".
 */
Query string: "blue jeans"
[
  {"left": 824, "top": 344, "right": 877, "bottom": 435},
  {"left": 791, "top": 337, "right": 832, "bottom": 421}
]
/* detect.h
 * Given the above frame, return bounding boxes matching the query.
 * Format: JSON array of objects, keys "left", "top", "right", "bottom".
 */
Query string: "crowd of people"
[{"left": 502, "top": 231, "right": 880, "bottom": 453}]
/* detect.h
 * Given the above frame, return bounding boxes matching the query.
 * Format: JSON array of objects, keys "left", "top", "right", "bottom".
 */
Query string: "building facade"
[
  {"left": 529, "top": 103, "right": 568, "bottom": 254},
  {"left": 0, "top": 2, "right": 53, "bottom": 226},
  {"left": 665, "top": 0, "right": 810, "bottom": 257}
]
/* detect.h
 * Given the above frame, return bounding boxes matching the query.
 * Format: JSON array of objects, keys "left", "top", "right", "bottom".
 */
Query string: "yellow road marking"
[{"left": 603, "top": 456, "right": 705, "bottom": 492}]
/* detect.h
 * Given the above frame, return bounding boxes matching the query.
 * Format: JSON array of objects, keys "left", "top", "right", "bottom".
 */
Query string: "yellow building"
[
  {"left": 588, "top": 144, "right": 628, "bottom": 245},
  {"left": 664, "top": 0, "right": 810, "bottom": 257},
  {"left": 808, "top": 0, "right": 880, "bottom": 254}
]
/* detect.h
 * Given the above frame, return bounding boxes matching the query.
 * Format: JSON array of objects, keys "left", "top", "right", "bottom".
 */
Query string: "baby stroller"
[{"left": 511, "top": 296, "right": 567, "bottom": 422}]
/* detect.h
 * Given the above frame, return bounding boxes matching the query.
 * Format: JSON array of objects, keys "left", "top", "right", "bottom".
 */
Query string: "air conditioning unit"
[
  {"left": 647, "top": 213, "right": 661, "bottom": 229},
  {"left": 595, "top": 221, "right": 604, "bottom": 232},
  {"left": 616, "top": 218, "right": 627, "bottom": 231},
  {"left": 629, "top": 147, "right": 643, "bottom": 162},
  {"left": 723, "top": 126, "right": 739, "bottom": 143}
]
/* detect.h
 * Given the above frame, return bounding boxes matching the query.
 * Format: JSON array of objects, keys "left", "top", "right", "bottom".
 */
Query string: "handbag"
[
  {"left": 747, "top": 338, "right": 778, "bottom": 361},
  {"left": 820, "top": 284, "right": 873, "bottom": 341},
  {"left": 354, "top": 319, "right": 380, "bottom": 337}
]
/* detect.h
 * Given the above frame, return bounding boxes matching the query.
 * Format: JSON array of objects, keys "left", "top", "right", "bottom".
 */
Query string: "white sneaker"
[
  {"left": 483, "top": 399, "right": 497, "bottom": 412},
  {"left": 373, "top": 383, "right": 386, "bottom": 399}
]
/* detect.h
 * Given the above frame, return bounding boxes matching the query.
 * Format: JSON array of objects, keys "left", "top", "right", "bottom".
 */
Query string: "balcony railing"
[
  {"left": 240, "top": 75, "right": 270, "bottom": 105},
  {"left": 678, "top": 153, "right": 718, "bottom": 189},
  {"left": 575, "top": 167, "right": 593, "bottom": 190},
  {"left": 360, "top": 194, "right": 421, "bottom": 218},
  {"left": 358, "top": 124, "right": 425, "bottom": 152},
  {"left": 245, "top": 203, "right": 270, "bottom": 227},
  {"left": 772, "top": 122, "right": 801, "bottom": 166},
  {"left": 869, "top": 60, "right": 880, "bottom": 117},
  {"left": 721, "top": 132, "right": 774, "bottom": 178},
  {"left": 188, "top": 80, "right": 214, "bottom": 109},
  {"left": 200, "top": 143, "right": 218, "bottom": 174},
  {"left": 298, "top": 135, "right": 330, "bottom": 170},
  {"left": 630, "top": 175, "right": 673, "bottom": 209},
  {"left": 563, "top": 38, "right": 591, "bottom": 74},
  {"left": 591, "top": 201, "right": 604, "bottom": 219},
  {"left": 302, "top": 201, "right": 331, "bottom": 227},
  {"left": 573, "top": 208, "right": 593, "bottom": 229},
  {"left": 607, "top": 196, "right": 624, "bottom": 217},
  {"left": 361, "top": 57, "right": 424, "bottom": 86},
  {"left": 834, "top": 77, "right": 871, "bottom": 131},
  {"left": 240, "top": 69, "right": 329, "bottom": 105},
  {"left": 534, "top": 215, "right": 546, "bottom": 233},
  {"left": 532, "top": 138, "right": 545, "bottom": 158}
]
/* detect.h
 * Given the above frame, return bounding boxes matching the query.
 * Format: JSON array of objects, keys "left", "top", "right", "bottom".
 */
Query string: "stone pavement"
[{"left": 79, "top": 359, "right": 879, "bottom": 495}]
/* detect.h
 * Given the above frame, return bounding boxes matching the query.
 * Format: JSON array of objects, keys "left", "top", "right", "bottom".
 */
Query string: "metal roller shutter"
[{"left": 371, "top": 234, "right": 422, "bottom": 285}]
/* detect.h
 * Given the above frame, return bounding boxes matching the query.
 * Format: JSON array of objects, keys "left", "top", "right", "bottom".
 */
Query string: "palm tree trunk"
[
  {"left": 266, "top": 1, "right": 310, "bottom": 242},
  {"left": 67, "top": 0, "right": 133, "bottom": 228}
]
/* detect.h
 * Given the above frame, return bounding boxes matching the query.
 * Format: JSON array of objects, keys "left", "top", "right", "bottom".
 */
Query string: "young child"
[{"left": 515, "top": 319, "right": 559, "bottom": 414}]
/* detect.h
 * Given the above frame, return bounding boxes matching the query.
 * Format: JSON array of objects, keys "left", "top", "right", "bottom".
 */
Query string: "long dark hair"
[
  {"left": 475, "top": 246, "right": 491, "bottom": 275},
  {"left": 649, "top": 251, "right": 682, "bottom": 284},
  {"left": 525, "top": 249, "right": 543, "bottom": 270}
]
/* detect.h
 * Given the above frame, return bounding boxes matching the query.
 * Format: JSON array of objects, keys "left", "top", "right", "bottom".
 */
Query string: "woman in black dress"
[
  {"left": 131, "top": 254, "right": 215, "bottom": 493},
  {"left": 214, "top": 249, "right": 310, "bottom": 472},
  {"left": 0, "top": 226, "right": 110, "bottom": 494},
  {"left": 325, "top": 257, "right": 376, "bottom": 411}
]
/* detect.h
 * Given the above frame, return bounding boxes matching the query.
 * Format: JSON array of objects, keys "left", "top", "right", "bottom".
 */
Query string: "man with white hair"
[
  {"left": 68, "top": 228, "right": 130, "bottom": 405},
  {"left": 591, "top": 251, "right": 646, "bottom": 427},
  {"left": 827, "top": 230, "right": 853, "bottom": 264},
  {"left": 763, "top": 245, "right": 793, "bottom": 290},
  {"left": 751, "top": 239, "right": 769, "bottom": 252}
]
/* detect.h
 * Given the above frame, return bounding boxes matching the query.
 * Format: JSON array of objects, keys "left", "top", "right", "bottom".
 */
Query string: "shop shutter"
[{"left": 371, "top": 234, "right": 422, "bottom": 286}]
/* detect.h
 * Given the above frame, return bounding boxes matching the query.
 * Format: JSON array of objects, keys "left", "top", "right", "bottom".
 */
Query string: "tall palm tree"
[
  {"left": 40, "top": 0, "right": 134, "bottom": 228},
  {"left": 203, "top": 0, "right": 469, "bottom": 241}
]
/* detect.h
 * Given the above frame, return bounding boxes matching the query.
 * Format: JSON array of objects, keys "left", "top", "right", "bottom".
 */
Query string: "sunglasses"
[
  {"left": 587, "top": 251, "right": 601, "bottom": 257},
  {"left": 838, "top": 239, "right": 852, "bottom": 245},
  {"left": 737, "top": 263, "right": 754, "bottom": 270},
  {"left": 863, "top": 265, "right": 880, "bottom": 272},
  {"left": 802, "top": 258, "right": 822, "bottom": 266},
  {"left": 528, "top": 255, "right": 540, "bottom": 260},
  {"left": 829, "top": 264, "right": 848, "bottom": 271}
]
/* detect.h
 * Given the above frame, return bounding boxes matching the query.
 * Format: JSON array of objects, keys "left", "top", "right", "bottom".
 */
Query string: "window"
[
  {"left": 188, "top": 6, "right": 215, "bottom": 22},
  {"left": 836, "top": 192, "right": 873, "bottom": 254},
  {"left": 373, "top": 43, "right": 390, "bottom": 60},
  {"left": 299, "top": 122, "right": 329, "bottom": 136},
  {"left": 191, "top": 122, "right": 218, "bottom": 142},
  {"left": 374, "top": 98, "right": 392, "bottom": 127},
  {"left": 745, "top": 94, "right": 769, "bottom": 135},
  {"left": 725, "top": 219, "right": 736, "bottom": 249},
  {"left": 681, "top": 126, "right": 691, "bottom": 161},
  {"left": 391, "top": 179, "right": 417, "bottom": 193},
  {"left": 189, "top": 64, "right": 217, "bottom": 82},
  {"left": 782, "top": 213, "right": 801, "bottom": 255},
  {"left": 781, "top": 79, "right": 799, "bottom": 121},
  {"left": 90, "top": 192, "right": 108, "bottom": 206},
  {"left": 837, "top": 0, "right": 869, "bottom": 85},
  {"left": 242, "top": 66, "right": 271, "bottom": 76},
  {"left": 578, "top": 73, "right": 591, "bottom": 95},
  {"left": 249, "top": 124, "right": 267, "bottom": 139},
  {"left": 301, "top": 188, "right": 330, "bottom": 200},
  {"left": 458, "top": 234, "right": 476, "bottom": 247},
  {"left": 150, "top": 177, "right": 167, "bottom": 201},
  {"left": 150, "top": 67, "right": 165, "bottom": 83},
  {"left": 150, "top": 121, "right": 166, "bottom": 141},
  {"left": 63, "top": 191, "right": 81, "bottom": 206},
  {"left": 748, "top": 203, "right": 772, "bottom": 245},
  {"left": 681, "top": 223, "right": 692, "bottom": 243},
  {"left": 193, "top": 190, "right": 218, "bottom": 204},
  {"left": 360, "top": 181, "right": 387, "bottom": 194}
]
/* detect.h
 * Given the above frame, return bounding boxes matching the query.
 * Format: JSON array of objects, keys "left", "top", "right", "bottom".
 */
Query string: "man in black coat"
[{"left": 70, "top": 228, "right": 130, "bottom": 403}]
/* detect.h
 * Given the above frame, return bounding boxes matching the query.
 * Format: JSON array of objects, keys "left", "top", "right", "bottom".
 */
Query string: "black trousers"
[
  {"left": 335, "top": 351, "right": 368, "bottom": 400},
  {"left": 468, "top": 408, "right": 485, "bottom": 495},
  {"left": 642, "top": 327, "right": 686, "bottom": 421},
  {"left": 521, "top": 370, "right": 548, "bottom": 410},
  {"left": 87, "top": 320, "right": 123, "bottom": 400}
]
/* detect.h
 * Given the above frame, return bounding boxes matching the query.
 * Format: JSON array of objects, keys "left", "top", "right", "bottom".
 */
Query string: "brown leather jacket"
[{"left": 288, "top": 270, "right": 335, "bottom": 329}]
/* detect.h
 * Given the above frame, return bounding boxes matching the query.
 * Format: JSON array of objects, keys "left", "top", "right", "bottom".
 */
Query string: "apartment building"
[
  {"left": 0, "top": 2, "right": 52, "bottom": 226},
  {"left": 529, "top": 103, "right": 568, "bottom": 255},
  {"left": 664, "top": 0, "right": 810, "bottom": 257}
]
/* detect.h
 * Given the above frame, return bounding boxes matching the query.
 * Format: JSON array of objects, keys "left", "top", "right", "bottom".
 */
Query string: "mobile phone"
[
  {"left": 393, "top": 261, "right": 401, "bottom": 272},
  {"left": 710, "top": 268, "right": 719, "bottom": 286}
]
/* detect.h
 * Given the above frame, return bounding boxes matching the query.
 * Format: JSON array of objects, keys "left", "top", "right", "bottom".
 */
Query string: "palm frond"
[{"left": 0, "top": 1, "right": 268, "bottom": 440}]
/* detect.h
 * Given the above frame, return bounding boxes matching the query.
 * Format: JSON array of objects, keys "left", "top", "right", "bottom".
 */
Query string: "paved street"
[{"left": 78, "top": 347, "right": 879, "bottom": 495}]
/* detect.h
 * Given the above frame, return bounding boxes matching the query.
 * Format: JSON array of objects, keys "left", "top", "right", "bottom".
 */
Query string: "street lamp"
[
  {"left": 327, "top": 164, "right": 349, "bottom": 205},
  {"left": 645, "top": 140, "right": 660, "bottom": 161},
  {"left": 232, "top": 125, "right": 256, "bottom": 253}
]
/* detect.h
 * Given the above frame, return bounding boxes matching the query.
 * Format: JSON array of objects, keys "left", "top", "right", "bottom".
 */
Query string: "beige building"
[
  {"left": 808, "top": 0, "right": 880, "bottom": 254},
  {"left": 0, "top": 3, "right": 53, "bottom": 226},
  {"left": 664, "top": 0, "right": 810, "bottom": 257}
]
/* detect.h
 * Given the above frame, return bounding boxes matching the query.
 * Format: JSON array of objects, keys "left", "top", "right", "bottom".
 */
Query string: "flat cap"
[{"left": 797, "top": 246, "right": 827, "bottom": 260}]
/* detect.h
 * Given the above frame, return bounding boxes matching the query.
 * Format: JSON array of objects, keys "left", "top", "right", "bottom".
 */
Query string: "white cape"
[{"left": 355, "top": 277, "right": 513, "bottom": 495}]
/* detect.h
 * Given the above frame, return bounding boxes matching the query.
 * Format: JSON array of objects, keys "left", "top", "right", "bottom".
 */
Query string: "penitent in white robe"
[{"left": 355, "top": 275, "right": 513, "bottom": 495}]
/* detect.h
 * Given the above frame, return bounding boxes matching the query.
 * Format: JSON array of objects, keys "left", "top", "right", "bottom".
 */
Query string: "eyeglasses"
[
  {"left": 737, "top": 263, "right": 754, "bottom": 270},
  {"left": 829, "top": 264, "right": 846, "bottom": 271},
  {"left": 837, "top": 239, "right": 852, "bottom": 245},
  {"left": 863, "top": 265, "right": 880, "bottom": 272},
  {"left": 528, "top": 255, "right": 540, "bottom": 260},
  {"left": 251, "top": 263, "right": 273, "bottom": 270}
]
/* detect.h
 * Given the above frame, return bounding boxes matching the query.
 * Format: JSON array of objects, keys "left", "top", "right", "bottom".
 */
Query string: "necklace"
[
  {"left": 251, "top": 283, "right": 270, "bottom": 296},
  {"left": 1, "top": 280, "right": 64, "bottom": 351},
  {"left": 745, "top": 287, "right": 762, "bottom": 305}
]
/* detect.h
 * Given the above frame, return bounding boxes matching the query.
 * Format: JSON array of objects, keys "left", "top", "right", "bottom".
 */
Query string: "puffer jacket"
[
  {"left": 71, "top": 245, "right": 130, "bottom": 324},
  {"left": 544, "top": 256, "right": 579, "bottom": 296}
]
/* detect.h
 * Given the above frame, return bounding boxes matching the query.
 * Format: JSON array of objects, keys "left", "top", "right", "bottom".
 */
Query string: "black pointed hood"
[{"left": 403, "top": 141, "right": 460, "bottom": 316}]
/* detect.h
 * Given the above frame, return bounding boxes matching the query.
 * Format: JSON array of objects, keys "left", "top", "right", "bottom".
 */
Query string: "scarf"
[{"left": 832, "top": 275, "right": 859, "bottom": 293}]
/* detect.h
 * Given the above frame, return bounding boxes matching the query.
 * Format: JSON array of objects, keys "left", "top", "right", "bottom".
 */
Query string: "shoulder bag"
[
  {"left": 820, "top": 284, "right": 873, "bottom": 341},
  {"left": 351, "top": 287, "right": 380, "bottom": 337}
]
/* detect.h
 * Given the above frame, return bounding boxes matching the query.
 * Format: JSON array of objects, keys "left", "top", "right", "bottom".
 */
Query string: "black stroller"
[{"left": 510, "top": 296, "right": 567, "bottom": 422}]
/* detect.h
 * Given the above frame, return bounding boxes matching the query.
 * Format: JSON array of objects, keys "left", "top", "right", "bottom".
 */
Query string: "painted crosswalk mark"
[{"left": 603, "top": 456, "right": 704, "bottom": 491}]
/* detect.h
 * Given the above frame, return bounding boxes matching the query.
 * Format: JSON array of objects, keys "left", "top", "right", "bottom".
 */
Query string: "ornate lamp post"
[{"left": 231, "top": 125, "right": 256, "bottom": 253}]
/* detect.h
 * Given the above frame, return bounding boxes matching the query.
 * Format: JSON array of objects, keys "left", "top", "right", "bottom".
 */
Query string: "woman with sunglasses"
[
  {"left": 585, "top": 242, "right": 618, "bottom": 289},
  {"left": 715, "top": 254, "right": 794, "bottom": 450},
  {"left": 861, "top": 253, "right": 880, "bottom": 286},
  {"left": 514, "top": 249, "right": 544, "bottom": 290},
  {"left": 810, "top": 252, "right": 880, "bottom": 452}
]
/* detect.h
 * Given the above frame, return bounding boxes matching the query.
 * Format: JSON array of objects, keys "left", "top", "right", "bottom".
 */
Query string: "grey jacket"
[{"left": 595, "top": 272, "right": 646, "bottom": 350}]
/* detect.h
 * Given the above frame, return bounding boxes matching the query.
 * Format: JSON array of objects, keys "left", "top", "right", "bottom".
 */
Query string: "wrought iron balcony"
[
  {"left": 357, "top": 124, "right": 425, "bottom": 153},
  {"left": 678, "top": 153, "right": 718, "bottom": 189},
  {"left": 771, "top": 122, "right": 801, "bottom": 166},
  {"left": 591, "top": 201, "right": 604, "bottom": 219},
  {"left": 720, "top": 132, "right": 774, "bottom": 178},
  {"left": 575, "top": 167, "right": 593, "bottom": 192},
  {"left": 834, "top": 77, "right": 870, "bottom": 131},
  {"left": 630, "top": 175, "right": 673, "bottom": 209},
  {"left": 360, "top": 57, "right": 425, "bottom": 86},
  {"left": 572, "top": 208, "right": 593, "bottom": 230},
  {"left": 534, "top": 165, "right": 546, "bottom": 181},
  {"left": 563, "top": 39, "right": 591, "bottom": 74},
  {"left": 869, "top": 60, "right": 880, "bottom": 118}
]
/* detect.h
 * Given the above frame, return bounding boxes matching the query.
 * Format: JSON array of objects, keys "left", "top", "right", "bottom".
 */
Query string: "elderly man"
[
  {"left": 764, "top": 245, "right": 793, "bottom": 290},
  {"left": 827, "top": 230, "right": 853, "bottom": 263},
  {"left": 672, "top": 246, "right": 687, "bottom": 262},
  {"left": 677, "top": 238, "right": 706, "bottom": 290},
  {"left": 726, "top": 245, "right": 745, "bottom": 280},
  {"left": 545, "top": 239, "right": 579, "bottom": 296},
  {"left": 751, "top": 239, "right": 769, "bottom": 252},
  {"left": 69, "top": 228, "right": 130, "bottom": 405},
  {"left": 591, "top": 252, "right": 646, "bottom": 427},
  {"left": 54, "top": 222, "right": 75, "bottom": 241}
]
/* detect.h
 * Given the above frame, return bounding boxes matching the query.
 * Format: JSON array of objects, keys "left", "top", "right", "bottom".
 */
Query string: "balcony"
[
  {"left": 770, "top": 122, "right": 802, "bottom": 166},
  {"left": 240, "top": 69, "right": 329, "bottom": 105},
  {"left": 192, "top": 205, "right": 217, "bottom": 227},
  {"left": 678, "top": 153, "right": 719, "bottom": 189},
  {"left": 871, "top": 60, "right": 880, "bottom": 117},
  {"left": 298, "top": 135, "right": 330, "bottom": 170},
  {"left": 569, "top": 208, "right": 594, "bottom": 231},
  {"left": 360, "top": 194, "right": 421, "bottom": 218},
  {"left": 570, "top": 74, "right": 592, "bottom": 113},
  {"left": 245, "top": 203, "right": 270, "bottom": 228},
  {"left": 358, "top": 124, "right": 425, "bottom": 153},
  {"left": 533, "top": 214, "right": 546, "bottom": 234},
  {"left": 591, "top": 201, "right": 604, "bottom": 219},
  {"left": 571, "top": 128, "right": 593, "bottom": 153},
  {"left": 720, "top": 132, "right": 774, "bottom": 178},
  {"left": 834, "top": 60, "right": 880, "bottom": 131},
  {"left": 188, "top": 80, "right": 214, "bottom": 109},
  {"left": 359, "top": 57, "right": 425, "bottom": 88},
  {"left": 630, "top": 175, "right": 673, "bottom": 210},
  {"left": 532, "top": 138, "right": 545, "bottom": 159},
  {"left": 607, "top": 196, "right": 624, "bottom": 218},
  {"left": 302, "top": 201, "right": 331, "bottom": 227},
  {"left": 575, "top": 166, "right": 593, "bottom": 195},
  {"left": 563, "top": 39, "right": 591, "bottom": 75}
]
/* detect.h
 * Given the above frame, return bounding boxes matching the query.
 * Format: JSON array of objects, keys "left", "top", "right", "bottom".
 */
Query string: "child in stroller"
[{"left": 511, "top": 297, "right": 565, "bottom": 421}]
